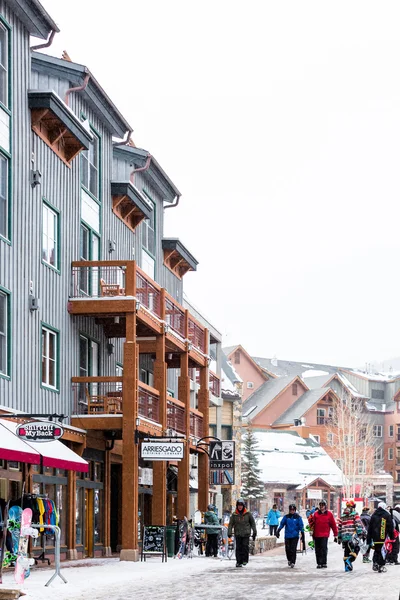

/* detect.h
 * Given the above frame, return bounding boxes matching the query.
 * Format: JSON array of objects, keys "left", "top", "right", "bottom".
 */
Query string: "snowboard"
[
  {"left": 3, "top": 505, "right": 22, "bottom": 568},
  {"left": 0, "top": 502, "right": 9, "bottom": 584},
  {"left": 177, "top": 518, "right": 188, "bottom": 559},
  {"left": 14, "top": 508, "right": 37, "bottom": 584}
]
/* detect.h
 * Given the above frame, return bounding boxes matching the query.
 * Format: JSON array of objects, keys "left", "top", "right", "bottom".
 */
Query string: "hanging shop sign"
[
  {"left": 16, "top": 421, "right": 64, "bottom": 442},
  {"left": 141, "top": 441, "right": 184, "bottom": 461},
  {"left": 209, "top": 440, "right": 235, "bottom": 485}
]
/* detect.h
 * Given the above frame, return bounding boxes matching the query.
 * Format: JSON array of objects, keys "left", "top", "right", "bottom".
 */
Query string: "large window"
[
  {"left": 42, "top": 202, "right": 59, "bottom": 270},
  {"left": 141, "top": 195, "right": 155, "bottom": 255},
  {"left": 81, "top": 134, "right": 99, "bottom": 200},
  {"left": 0, "top": 22, "right": 8, "bottom": 108},
  {"left": 0, "top": 153, "right": 8, "bottom": 239},
  {"left": 0, "top": 289, "right": 9, "bottom": 376},
  {"left": 373, "top": 425, "right": 383, "bottom": 438},
  {"left": 316, "top": 408, "right": 325, "bottom": 425},
  {"left": 388, "top": 448, "right": 394, "bottom": 461},
  {"left": 374, "top": 447, "right": 383, "bottom": 461},
  {"left": 358, "top": 460, "right": 366, "bottom": 475},
  {"left": 41, "top": 325, "right": 58, "bottom": 389}
]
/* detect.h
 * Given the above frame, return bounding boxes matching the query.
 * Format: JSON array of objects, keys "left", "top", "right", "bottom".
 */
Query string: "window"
[
  {"left": 327, "top": 433, "right": 334, "bottom": 446},
  {"left": 359, "top": 426, "right": 367, "bottom": 442},
  {"left": 81, "top": 133, "right": 99, "bottom": 199},
  {"left": 0, "top": 289, "right": 9, "bottom": 376},
  {"left": 247, "top": 381, "right": 254, "bottom": 389},
  {"left": 397, "top": 425, "right": 400, "bottom": 442},
  {"left": 374, "top": 447, "right": 383, "bottom": 461},
  {"left": 221, "top": 425, "right": 233, "bottom": 440},
  {"left": 316, "top": 408, "right": 326, "bottom": 425},
  {"left": 371, "top": 389, "right": 385, "bottom": 400},
  {"left": 0, "top": 153, "right": 8, "bottom": 239},
  {"left": 397, "top": 471, "right": 400, "bottom": 484},
  {"left": 0, "top": 23, "right": 8, "bottom": 108},
  {"left": 389, "top": 425, "right": 394, "bottom": 438},
  {"left": 388, "top": 448, "right": 394, "bottom": 461},
  {"left": 334, "top": 459, "right": 343, "bottom": 470},
  {"left": 42, "top": 202, "right": 59, "bottom": 270},
  {"left": 116, "top": 364, "right": 123, "bottom": 391},
  {"left": 234, "top": 351, "right": 240, "bottom": 364},
  {"left": 292, "top": 383, "right": 298, "bottom": 396},
  {"left": 79, "top": 224, "right": 100, "bottom": 295},
  {"left": 41, "top": 326, "right": 58, "bottom": 389},
  {"left": 141, "top": 195, "right": 155, "bottom": 255},
  {"left": 344, "top": 434, "right": 354, "bottom": 444},
  {"left": 141, "top": 249, "right": 155, "bottom": 280},
  {"left": 358, "top": 460, "right": 366, "bottom": 475},
  {"left": 309, "top": 434, "right": 320, "bottom": 443},
  {"left": 373, "top": 425, "right": 383, "bottom": 438}
]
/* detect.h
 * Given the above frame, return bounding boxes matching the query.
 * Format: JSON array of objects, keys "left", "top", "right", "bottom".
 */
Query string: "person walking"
[
  {"left": 337, "top": 500, "right": 365, "bottom": 572},
  {"left": 308, "top": 500, "right": 338, "bottom": 569},
  {"left": 276, "top": 504, "right": 304, "bottom": 568},
  {"left": 227, "top": 498, "right": 257, "bottom": 568},
  {"left": 204, "top": 504, "right": 220, "bottom": 558},
  {"left": 360, "top": 507, "right": 372, "bottom": 563},
  {"left": 367, "top": 502, "right": 394, "bottom": 573},
  {"left": 387, "top": 504, "right": 400, "bottom": 565},
  {"left": 267, "top": 504, "right": 280, "bottom": 536}
]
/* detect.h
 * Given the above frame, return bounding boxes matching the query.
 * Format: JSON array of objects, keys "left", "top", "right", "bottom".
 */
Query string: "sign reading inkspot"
[
  {"left": 17, "top": 421, "right": 64, "bottom": 443},
  {"left": 141, "top": 441, "right": 184, "bottom": 461},
  {"left": 209, "top": 440, "right": 235, "bottom": 486}
]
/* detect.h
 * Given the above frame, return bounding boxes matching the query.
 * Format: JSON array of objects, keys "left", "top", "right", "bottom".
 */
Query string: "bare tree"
[{"left": 327, "top": 391, "right": 382, "bottom": 498}]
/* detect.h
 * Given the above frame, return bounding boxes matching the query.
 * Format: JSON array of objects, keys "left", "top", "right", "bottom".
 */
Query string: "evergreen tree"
[{"left": 241, "top": 429, "right": 265, "bottom": 506}]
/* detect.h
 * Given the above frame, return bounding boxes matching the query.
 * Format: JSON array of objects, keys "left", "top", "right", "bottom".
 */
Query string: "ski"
[
  {"left": 177, "top": 517, "right": 188, "bottom": 559},
  {"left": 14, "top": 508, "right": 37, "bottom": 584}
]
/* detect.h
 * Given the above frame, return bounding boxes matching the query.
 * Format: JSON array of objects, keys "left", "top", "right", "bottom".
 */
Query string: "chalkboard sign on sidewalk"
[{"left": 141, "top": 525, "right": 167, "bottom": 562}]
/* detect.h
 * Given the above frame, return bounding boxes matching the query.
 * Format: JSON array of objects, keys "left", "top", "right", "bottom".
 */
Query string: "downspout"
[
  {"left": 113, "top": 130, "right": 133, "bottom": 147},
  {"left": 164, "top": 194, "right": 181, "bottom": 210},
  {"left": 65, "top": 72, "right": 90, "bottom": 106},
  {"left": 31, "top": 29, "right": 57, "bottom": 51},
  {"left": 130, "top": 153, "right": 152, "bottom": 183}
]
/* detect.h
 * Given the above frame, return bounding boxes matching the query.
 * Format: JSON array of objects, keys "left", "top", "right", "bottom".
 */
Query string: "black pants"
[
  {"left": 373, "top": 545, "right": 385, "bottom": 567},
  {"left": 314, "top": 537, "right": 328, "bottom": 566},
  {"left": 285, "top": 537, "right": 298, "bottom": 565},
  {"left": 235, "top": 536, "right": 250, "bottom": 565},
  {"left": 206, "top": 533, "right": 218, "bottom": 557},
  {"left": 269, "top": 525, "right": 278, "bottom": 536}
]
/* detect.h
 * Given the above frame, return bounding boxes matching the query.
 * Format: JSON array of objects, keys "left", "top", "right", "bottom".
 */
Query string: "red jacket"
[{"left": 311, "top": 509, "right": 338, "bottom": 538}]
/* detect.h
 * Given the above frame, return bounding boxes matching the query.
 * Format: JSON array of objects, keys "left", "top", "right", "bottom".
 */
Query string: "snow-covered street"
[{"left": 2, "top": 541, "right": 400, "bottom": 600}]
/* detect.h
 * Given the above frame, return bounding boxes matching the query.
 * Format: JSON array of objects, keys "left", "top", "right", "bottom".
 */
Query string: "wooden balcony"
[
  {"left": 167, "top": 397, "right": 186, "bottom": 435},
  {"left": 190, "top": 408, "right": 204, "bottom": 440},
  {"left": 68, "top": 260, "right": 208, "bottom": 366},
  {"left": 192, "top": 369, "right": 220, "bottom": 397}
]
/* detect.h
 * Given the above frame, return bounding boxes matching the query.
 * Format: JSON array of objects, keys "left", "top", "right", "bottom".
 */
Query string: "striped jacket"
[{"left": 337, "top": 510, "right": 365, "bottom": 543}]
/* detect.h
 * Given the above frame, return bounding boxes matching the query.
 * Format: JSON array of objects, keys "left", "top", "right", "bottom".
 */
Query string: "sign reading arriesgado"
[
  {"left": 17, "top": 421, "right": 64, "bottom": 442},
  {"left": 141, "top": 441, "right": 184, "bottom": 461}
]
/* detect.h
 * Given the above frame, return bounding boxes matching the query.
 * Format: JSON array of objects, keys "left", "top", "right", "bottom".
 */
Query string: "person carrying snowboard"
[
  {"left": 267, "top": 504, "right": 280, "bottom": 536},
  {"left": 227, "top": 498, "right": 257, "bottom": 568},
  {"left": 276, "top": 504, "right": 304, "bottom": 568},
  {"left": 308, "top": 500, "right": 338, "bottom": 569},
  {"left": 204, "top": 504, "right": 219, "bottom": 558},
  {"left": 337, "top": 500, "right": 365, "bottom": 572},
  {"left": 367, "top": 502, "right": 394, "bottom": 573},
  {"left": 360, "top": 506, "right": 372, "bottom": 563}
]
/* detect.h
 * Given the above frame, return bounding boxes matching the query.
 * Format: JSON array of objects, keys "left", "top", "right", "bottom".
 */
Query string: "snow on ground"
[{"left": 2, "top": 540, "right": 400, "bottom": 600}]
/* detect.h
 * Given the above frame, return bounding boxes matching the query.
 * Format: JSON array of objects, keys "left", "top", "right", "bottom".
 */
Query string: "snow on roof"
[
  {"left": 252, "top": 430, "right": 344, "bottom": 487},
  {"left": 302, "top": 369, "right": 330, "bottom": 379}
]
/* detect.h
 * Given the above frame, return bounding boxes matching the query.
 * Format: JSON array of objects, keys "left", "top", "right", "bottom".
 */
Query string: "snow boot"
[
  {"left": 372, "top": 563, "right": 378, "bottom": 572},
  {"left": 378, "top": 566, "right": 387, "bottom": 573},
  {"left": 344, "top": 558, "right": 353, "bottom": 572},
  {"left": 236, "top": 563, "right": 242, "bottom": 568},
  {"left": 290, "top": 563, "right": 295, "bottom": 568},
  {"left": 316, "top": 565, "right": 322, "bottom": 569},
  {"left": 322, "top": 564, "right": 327, "bottom": 568},
  {"left": 363, "top": 557, "right": 372, "bottom": 563}
]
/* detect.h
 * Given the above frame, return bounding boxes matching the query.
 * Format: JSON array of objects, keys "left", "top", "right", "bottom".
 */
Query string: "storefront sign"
[
  {"left": 141, "top": 525, "right": 166, "bottom": 561},
  {"left": 209, "top": 441, "right": 235, "bottom": 486},
  {"left": 307, "top": 489, "right": 323, "bottom": 500},
  {"left": 141, "top": 441, "right": 184, "bottom": 461},
  {"left": 16, "top": 421, "right": 64, "bottom": 442}
]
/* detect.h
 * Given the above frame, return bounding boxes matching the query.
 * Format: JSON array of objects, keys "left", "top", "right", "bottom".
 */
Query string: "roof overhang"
[
  {"left": 7, "top": 0, "right": 59, "bottom": 39},
  {"left": 111, "top": 181, "right": 153, "bottom": 231},
  {"left": 113, "top": 145, "right": 180, "bottom": 202},
  {"left": 163, "top": 238, "right": 198, "bottom": 278},
  {"left": 31, "top": 53, "right": 131, "bottom": 138}
]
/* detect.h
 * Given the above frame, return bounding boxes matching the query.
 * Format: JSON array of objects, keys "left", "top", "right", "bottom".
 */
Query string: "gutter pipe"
[
  {"left": 130, "top": 153, "right": 152, "bottom": 183},
  {"left": 31, "top": 29, "right": 57, "bottom": 51},
  {"left": 65, "top": 72, "right": 90, "bottom": 106},
  {"left": 164, "top": 195, "right": 181, "bottom": 210},
  {"left": 113, "top": 130, "right": 133, "bottom": 147}
]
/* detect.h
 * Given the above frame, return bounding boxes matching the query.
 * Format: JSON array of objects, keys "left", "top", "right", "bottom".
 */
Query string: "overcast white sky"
[{"left": 40, "top": 0, "right": 400, "bottom": 367}]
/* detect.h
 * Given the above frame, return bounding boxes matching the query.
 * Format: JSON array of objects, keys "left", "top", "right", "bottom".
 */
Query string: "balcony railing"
[
  {"left": 190, "top": 409, "right": 204, "bottom": 439},
  {"left": 209, "top": 371, "right": 220, "bottom": 397},
  {"left": 167, "top": 397, "right": 186, "bottom": 434},
  {"left": 138, "top": 382, "right": 160, "bottom": 423},
  {"left": 316, "top": 417, "right": 333, "bottom": 425},
  {"left": 72, "top": 378, "right": 124, "bottom": 415},
  {"left": 70, "top": 261, "right": 207, "bottom": 355}
]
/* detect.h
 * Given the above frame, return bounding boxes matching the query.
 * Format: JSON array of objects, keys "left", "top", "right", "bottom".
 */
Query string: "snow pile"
[{"left": 301, "top": 369, "right": 329, "bottom": 379}]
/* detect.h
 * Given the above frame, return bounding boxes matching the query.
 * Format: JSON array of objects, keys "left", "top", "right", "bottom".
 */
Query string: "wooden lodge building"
[{"left": 0, "top": 0, "right": 222, "bottom": 561}]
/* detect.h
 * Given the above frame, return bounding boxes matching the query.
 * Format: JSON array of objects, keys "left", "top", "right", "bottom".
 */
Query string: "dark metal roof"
[
  {"left": 110, "top": 181, "right": 153, "bottom": 221},
  {"left": 273, "top": 388, "right": 331, "bottom": 425},
  {"left": 28, "top": 90, "right": 92, "bottom": 149},
  {"left": 7, "top": 0, "right": 59, "bottom": 39},
  {"left": 162, "top": 238, "right": 198, "bottom": 271},
  {"left": 113, "top": 145, "right": 181, "bottom": 202},
  {"left": 31, "top": 52, "right": 132, "bottom": 137}
]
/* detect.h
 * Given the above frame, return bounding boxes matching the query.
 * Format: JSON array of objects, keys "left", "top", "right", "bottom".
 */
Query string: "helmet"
[
  {"left": 346, "top": 499, "right": 356, "bottom": 508},
  {"left": 236, "top": 498, "right": 245, "bottom": 505},
  {"left": 207, "top": 504, "right": 214, "bottom": 511},
  {"left": 289, "top": 504, "right": 296, "bottom": 511},
  {"left": 319, "top": 500, "right": 327, "bottom": 506}
]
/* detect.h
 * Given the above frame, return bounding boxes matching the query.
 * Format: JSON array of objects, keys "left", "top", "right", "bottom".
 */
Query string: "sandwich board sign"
[{"left": 209, "top": 441, "right": 235, "bottom": 485}]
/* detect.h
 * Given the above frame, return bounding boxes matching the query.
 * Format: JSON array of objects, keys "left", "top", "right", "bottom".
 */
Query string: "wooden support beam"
[
  {"left": 152, "top": 329, "right": 167, "bottom": 525},
  {"left": 67, "top": 469, "right": 77, "bottom": 559},
  {"left": 197, "top": 329, "right": 210, "bottom": 512},
  {"left": 177, "top": 350, "right": 190, "bottom": 519},
  {"left": 103, "top": 448, "right": 112, "bottom": 556}
]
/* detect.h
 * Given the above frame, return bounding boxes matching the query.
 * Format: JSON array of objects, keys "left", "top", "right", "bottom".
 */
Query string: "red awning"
[
  {"left": 0, "top": 419, "right": 88, "bottom": 473},
  {"left": 0, "top": 419, "right": 41, "bottom": 464}
]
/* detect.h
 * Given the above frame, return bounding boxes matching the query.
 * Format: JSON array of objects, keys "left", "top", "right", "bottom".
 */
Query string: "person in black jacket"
[
  {"left": 386, "top": 505, "right": 400, "bottom": 565},
  {"left": 367, "top": 502, "right": 394, "bottom": 572},
  {"left": 360, "top": 507, "right": 372, "bottom": 563}
]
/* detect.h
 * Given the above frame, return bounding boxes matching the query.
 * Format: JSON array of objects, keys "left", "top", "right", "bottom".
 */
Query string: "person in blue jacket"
[
  {"left": 276, "top": 504, "right": 304, "bottom": 568},
  {"left": 267, "top": 504, "right": 281, "bottom": 536}
]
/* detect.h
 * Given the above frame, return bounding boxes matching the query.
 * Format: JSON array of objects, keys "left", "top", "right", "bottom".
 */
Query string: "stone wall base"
[{"left": 120, "top": 549, "right": 139, "bottom": 562}]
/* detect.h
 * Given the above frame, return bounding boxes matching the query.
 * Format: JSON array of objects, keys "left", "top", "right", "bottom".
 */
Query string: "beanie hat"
[
  {"left": 207, "top": 504, "right": 214, "bottom": 511},
  {"left": 378, "top": 501, "right": 387, "bottom": 510},
  {"left": 346, "top": 499, "right": 356, "bottom": 508}
]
